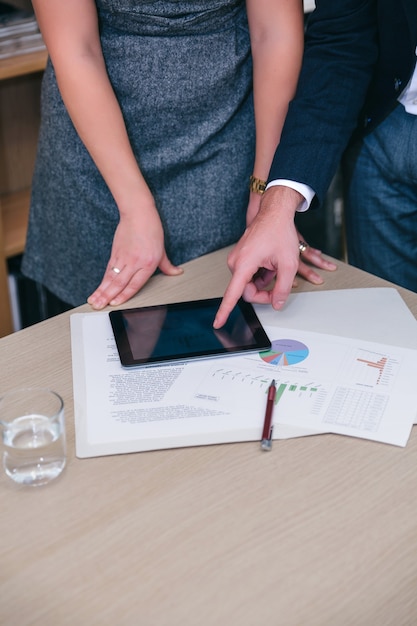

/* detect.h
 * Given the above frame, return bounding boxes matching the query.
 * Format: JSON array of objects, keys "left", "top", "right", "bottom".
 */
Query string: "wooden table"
[{"left": 1, "top": 247, "right": 417, "bottom": 625}]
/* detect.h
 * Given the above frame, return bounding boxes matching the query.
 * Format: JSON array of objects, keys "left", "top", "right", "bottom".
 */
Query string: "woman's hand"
[
  {"left": 246, "top": 191, "right": 263, "bottom": 227},
  {"left": 295, "top": 228, "right": 337, "bottom": 285},
  {"left": 87, "top": 205, "right": 182, "bottom": 309}
]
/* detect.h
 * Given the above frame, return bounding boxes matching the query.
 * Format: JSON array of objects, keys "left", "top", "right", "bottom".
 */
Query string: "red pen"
[{"left": 261, "top": 380, "right": 276, "bottom": 451}]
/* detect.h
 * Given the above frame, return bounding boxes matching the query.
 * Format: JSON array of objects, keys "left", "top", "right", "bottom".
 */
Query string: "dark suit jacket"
[{"left": 268, "top": 0, "right": 417, "bottom": 207}]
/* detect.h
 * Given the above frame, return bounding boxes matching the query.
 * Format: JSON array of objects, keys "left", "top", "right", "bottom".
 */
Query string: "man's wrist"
[
  {"left": 261, "top": 184, "right": 305, "bottom": 220},
  {"left": 266, "top": 179, "right": 315, "bottom": 212}
]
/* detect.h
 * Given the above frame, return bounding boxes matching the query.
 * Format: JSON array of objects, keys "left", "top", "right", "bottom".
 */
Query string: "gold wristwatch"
[{"left": 249, "top": 175, "right": 267, "bottom": 195}]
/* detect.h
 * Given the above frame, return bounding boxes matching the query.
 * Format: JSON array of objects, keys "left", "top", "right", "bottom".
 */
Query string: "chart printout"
[{"left": 71, "top": 312, "right": 417, "bottom": 456}]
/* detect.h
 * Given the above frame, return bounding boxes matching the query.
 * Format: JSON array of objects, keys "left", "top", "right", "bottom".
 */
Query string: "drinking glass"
[{"left": 0, "top": 387, "right": 66, "bottom": 486}]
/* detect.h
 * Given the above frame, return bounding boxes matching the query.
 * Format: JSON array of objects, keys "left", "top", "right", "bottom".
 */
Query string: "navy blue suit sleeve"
[{"left": 269, "top": 0, "right": 378, "bottom": 207}]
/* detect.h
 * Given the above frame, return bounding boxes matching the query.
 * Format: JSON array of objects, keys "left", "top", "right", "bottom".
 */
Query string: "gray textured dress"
[{"left": 22, "top": 0, "right": 255, "bottom": 306}]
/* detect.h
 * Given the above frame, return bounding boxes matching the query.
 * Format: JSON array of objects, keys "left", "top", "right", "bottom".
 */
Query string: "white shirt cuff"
[{"left": 266, "top": 179, "right": 315, "bottom": 212}]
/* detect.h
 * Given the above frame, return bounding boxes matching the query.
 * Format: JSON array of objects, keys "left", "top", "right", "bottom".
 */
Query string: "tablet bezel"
[{"left": 109, "top": 297, "right": 271, "bottom": 368}]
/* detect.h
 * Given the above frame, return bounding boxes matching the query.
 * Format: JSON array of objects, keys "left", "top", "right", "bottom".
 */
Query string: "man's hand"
[
  {"left": 213, "top": 186, "right": 337, "bottom": 328},
  {"left": 214, "top": 186, "right": 302, "bottom": 328}
]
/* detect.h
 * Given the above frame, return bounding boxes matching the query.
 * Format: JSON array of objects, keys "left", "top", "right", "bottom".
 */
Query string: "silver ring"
[
  {"left": 298, "top": 240, "right": 308, "bottom": 255},
  {"left": 111, "top": 266, "right": 122, "bottom": 274}
]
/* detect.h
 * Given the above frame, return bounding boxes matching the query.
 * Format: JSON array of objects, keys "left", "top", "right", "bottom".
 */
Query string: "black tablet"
[{"left": 109, "top": 298, "right": 271, "bottom": 368}]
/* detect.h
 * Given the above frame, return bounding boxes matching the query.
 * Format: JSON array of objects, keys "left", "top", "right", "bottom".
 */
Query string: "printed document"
[{"left": 71, "top": 289, "right": 417, "bottom": 457}]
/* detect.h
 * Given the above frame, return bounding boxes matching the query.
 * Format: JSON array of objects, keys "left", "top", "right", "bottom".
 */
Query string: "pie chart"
[{"left": 260, "top": 339, "right": 309, "bottom": 366}]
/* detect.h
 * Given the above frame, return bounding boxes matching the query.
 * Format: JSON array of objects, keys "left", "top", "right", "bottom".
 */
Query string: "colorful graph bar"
[{"left": 356, "top": 356, "right": 387, "bottom": 384}]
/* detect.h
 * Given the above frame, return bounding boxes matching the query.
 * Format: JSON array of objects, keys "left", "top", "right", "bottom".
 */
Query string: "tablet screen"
[{"left": 109, "top": 298, "right": 271, "bottom": 367}]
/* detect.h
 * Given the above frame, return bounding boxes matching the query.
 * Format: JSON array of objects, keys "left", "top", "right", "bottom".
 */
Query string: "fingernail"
[
  {"left": 91, "top": 299, "right": 105, "bottom": 309},
  {"left": 312, "top": 276, "right": 324, "bottom": 285}
]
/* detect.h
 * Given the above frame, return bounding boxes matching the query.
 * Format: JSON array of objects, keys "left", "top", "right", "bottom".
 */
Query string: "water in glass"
[{"left": 2, "top": 412, "right": 66, "bottom": 486}]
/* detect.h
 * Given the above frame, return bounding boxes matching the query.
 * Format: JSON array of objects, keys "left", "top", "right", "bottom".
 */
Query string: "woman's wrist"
[
  {"left": 249, "top": 174, "right": 267, "bottom": 195},
  {"left": 113, "top": 177, "right": 156, "bottom": 217}
]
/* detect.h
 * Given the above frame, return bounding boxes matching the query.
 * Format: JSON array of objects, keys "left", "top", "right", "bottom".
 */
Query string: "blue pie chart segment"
[{"left": 260, "top": 339, "right": 309, "bottom": 366}]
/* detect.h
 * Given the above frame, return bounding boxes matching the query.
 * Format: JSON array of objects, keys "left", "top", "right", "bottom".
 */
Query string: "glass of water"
[{"left": 0, "top": 388, "right": 66, "bottom": 487}]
